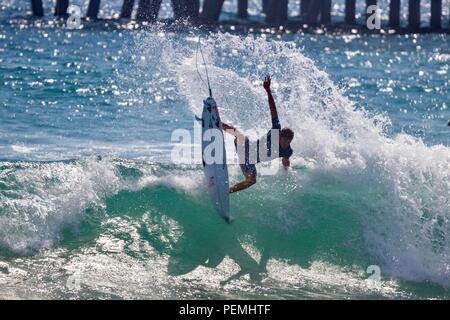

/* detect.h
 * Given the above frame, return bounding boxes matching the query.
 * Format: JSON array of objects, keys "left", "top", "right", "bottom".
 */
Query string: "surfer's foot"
[{"left": 229, "top": 173, "right": 256, "bottom": 193}]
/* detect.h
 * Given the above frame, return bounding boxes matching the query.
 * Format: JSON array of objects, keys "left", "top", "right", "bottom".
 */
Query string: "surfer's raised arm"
[
  {"left": 221, "top": 75, "right": 293, "bottom": 194},
  {"left": 263, "top": 75, "right": 278, "bottom": 120}
]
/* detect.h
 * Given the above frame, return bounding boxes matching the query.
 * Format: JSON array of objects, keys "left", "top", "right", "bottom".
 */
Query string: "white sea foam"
[{"left": 0, "top": 158, "right": 121, "bottom": 253}]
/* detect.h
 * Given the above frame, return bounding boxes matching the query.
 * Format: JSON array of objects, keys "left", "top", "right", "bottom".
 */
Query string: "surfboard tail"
[{"left": 223, "top": 216, "right": 234, "bottom": 224}]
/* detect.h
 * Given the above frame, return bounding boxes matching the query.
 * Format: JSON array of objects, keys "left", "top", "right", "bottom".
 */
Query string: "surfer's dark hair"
[{"left": 280, "top": 128, "right": 294, "bottom": 140}]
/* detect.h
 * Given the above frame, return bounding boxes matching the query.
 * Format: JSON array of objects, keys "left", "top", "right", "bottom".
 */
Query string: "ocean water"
[{"left": 0, "top": 2, "right": 450, "bottom": 299}]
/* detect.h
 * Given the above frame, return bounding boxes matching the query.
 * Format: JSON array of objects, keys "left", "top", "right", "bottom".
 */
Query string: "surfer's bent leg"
[
  {"left": 222, "top": 122, "right": 257, "bottom": 193},
  {"left": 229, "top": 137, "right": 257, "bottom": 193},
  {"left": 229, "top": 170, "right": 256, "bottom": 193}
]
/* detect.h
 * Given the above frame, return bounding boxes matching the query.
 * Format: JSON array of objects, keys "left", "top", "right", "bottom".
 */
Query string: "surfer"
[{"left": 222, "top": 75, "right": 294, "bottom": 193}]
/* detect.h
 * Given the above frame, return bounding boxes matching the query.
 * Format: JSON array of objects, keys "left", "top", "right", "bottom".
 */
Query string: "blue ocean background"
[{"left": 0, "top": 1, "right": 449, "bottom": 299}]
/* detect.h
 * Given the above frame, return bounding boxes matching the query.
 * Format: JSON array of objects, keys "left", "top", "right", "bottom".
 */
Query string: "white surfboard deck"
[{"left": 199, "top": 97, "right": 232, "bottom": 223}]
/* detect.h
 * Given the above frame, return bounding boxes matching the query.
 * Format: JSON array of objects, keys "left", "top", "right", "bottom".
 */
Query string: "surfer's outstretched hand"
[{"left": 263, "top": 75, "right": 271, "bottom": 92}]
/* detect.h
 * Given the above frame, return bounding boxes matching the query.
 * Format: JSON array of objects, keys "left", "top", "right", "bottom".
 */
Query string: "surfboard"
[{"left": 198, "top": 97, "right": 232, "bottom": 223}]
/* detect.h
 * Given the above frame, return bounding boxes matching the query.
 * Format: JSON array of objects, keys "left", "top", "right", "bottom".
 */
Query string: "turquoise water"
[{"left": 1, "top": 3, "right": 450, "bottom": 299}]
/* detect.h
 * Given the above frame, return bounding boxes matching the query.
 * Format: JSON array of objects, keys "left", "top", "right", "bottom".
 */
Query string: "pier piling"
[
  {"left": 87, "top": 0, "right": 101, "bottom": 19},
  {"left": 301, "top": 0, "right": 311, "bottom": 16},
  {"left": 54, "top": 0, "right": 69, "bottom": 16},
  {"left": 186, "top": 0, "right": 200, "bottom": 20},
  {"left": 238, "top": 0, "right": 248, "bottom": 19},
  {"left": 345, "top": 0, "right": 356, "bottom": 24},
  {"left": 266, "top": 0, "right": 288, "bottom": 24},
  {"left": 430, "top": 0, "right": 442, "bottom": 29},
  {"left": 31, "top": 0, "right": 44, "bottom": 17},
  {"left": 408, "top": 0, "right": 421, "bottom": 31},
  {"left": 172, "top": 0, "right": 199, "bottom": 20},
  {"left": 306, "top": 0, "right": 322, "bottom": 24},
  {"left": 389, "top": 0, "right": 401, "bottom": 28},
  {"left": 121, "top": 0, "right": 135, "bottom": 19},
  {"left": 262, "top": 0, "right": 269, "bottom": 15},
  {"left": 201, "top": 0, "right": 225, "bottom": 23},
  {"left": 136, "top": 0, "right": 159, "bottom": 22},
  {"left": 304, "top": 0, "right": 332, "bottom": 24},
  {"left": 322, "top": 0, "right": 332, "bottom": 24}
]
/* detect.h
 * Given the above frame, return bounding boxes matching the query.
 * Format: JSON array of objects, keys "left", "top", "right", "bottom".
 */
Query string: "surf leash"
[{"left": 196, "top": 35, "right": 213, "bottom": 98}]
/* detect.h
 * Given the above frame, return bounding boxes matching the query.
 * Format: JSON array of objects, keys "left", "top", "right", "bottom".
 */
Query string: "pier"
[{"left": 29, "top": 0, "right": 450, "bottom": 33}]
